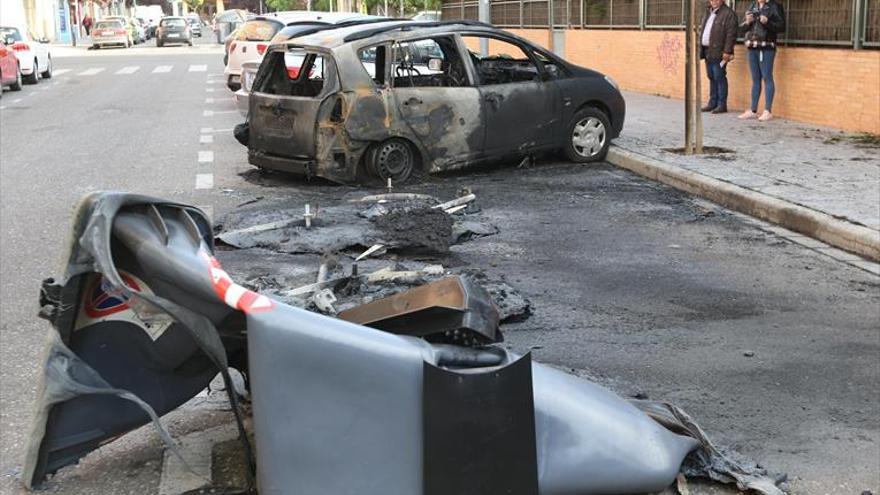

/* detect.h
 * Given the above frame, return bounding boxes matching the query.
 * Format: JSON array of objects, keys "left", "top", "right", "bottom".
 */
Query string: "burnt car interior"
[
  {"left": 462, "top": 35, "right": 542, "bottom": 85},
  {"left": 391, "top": 37, "right": 468, "bottom": 88},
  {"left": 258, "top": 50, "right": 327, "bottom": 97}
]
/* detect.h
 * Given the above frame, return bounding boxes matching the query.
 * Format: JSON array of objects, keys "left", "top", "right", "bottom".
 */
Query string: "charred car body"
[{"left": 237, "top": 21, "right": 625, "bottom": 184}]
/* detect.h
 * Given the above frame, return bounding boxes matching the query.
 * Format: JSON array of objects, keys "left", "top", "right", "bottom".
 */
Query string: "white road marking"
[
  {"left": 53, "top": 68, "right": 71, "bottom": 75},
  {"left": 203, "top": 110, "right": 214, "bottom": 117},
  {"left": 77, "top": 67, "right": 105, "bottom": 76},
  {"left": 153, "top": 65, "right": 173, "bottom": 73},
  {"left": 198, "top": 150, "right": 214, "bottom": 163},
  {"left": 200, "top": 127, "right": 213, "bottom": 133},
  {"left": 208, "top": 110, "right": 238, "bottom": 115},
  {"left": 189, "top": 64, "right": 207, "bottom": 72},
  {"left": 195, "top": 174, "right": 214, "bottom": 189},
  {"left": 205, "top": 97, "right": 214, "bottom": 104},
  {"left": 202, "top": 127, "right": 235, "bottom": 133},
  {"left": 0, "top": 105, "right": 6, "bottom": 110},
  {"left": 200, "top": 135, "right": 214, "bottom": 144},
  {"left": 205, "top": 87, "right": 215, "bottom": 92},
  {"left": 12, "top": 99, "right": 22, "bottom": 103},
  {"left": 115, "top": 66, "right": 140, "bottom": 74}
]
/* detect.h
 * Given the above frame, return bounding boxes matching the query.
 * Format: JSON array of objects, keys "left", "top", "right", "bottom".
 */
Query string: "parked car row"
[
  {"left": 0, "top": 26, "right": 52, "bottom": 92},
  {"left": 228, "top": 16, "right": 625, "bottom": 185},
  {"left": 89, "top": 16, "right": 201, "bottom": 50}
]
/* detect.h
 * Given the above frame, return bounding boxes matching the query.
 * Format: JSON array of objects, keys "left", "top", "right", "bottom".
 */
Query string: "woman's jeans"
[{"left": 748, "top": 48, "right": 776, "bottom": 112}]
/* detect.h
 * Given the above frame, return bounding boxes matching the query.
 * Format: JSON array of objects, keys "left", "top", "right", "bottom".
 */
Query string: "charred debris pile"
[{"left": 214, "top": 190, "right": 531, "bottom": 325}]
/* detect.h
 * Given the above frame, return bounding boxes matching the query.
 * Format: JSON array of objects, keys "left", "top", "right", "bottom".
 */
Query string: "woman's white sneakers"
[{"left": 737, "top": 109, "right": 773, "bottom": 121}]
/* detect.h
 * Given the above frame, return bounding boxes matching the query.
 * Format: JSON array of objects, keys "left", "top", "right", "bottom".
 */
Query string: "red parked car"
[{"left": 0, "top": 39, "right": 23, "bottom": 96}]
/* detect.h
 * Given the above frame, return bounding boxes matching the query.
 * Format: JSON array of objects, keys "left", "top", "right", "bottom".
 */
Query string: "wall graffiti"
[{"left": 656, "top": 33, "right": 683, "bottom": 75}]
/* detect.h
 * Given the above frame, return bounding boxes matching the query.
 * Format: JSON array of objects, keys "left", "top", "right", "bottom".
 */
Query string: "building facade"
[{"left": 442, "top": 0, "right": 880, "bottom": 133}]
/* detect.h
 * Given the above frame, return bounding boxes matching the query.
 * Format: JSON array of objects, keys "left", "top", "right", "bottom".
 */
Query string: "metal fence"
[{"left": 441, "top": 0, "right": 880, "bottom": 47}]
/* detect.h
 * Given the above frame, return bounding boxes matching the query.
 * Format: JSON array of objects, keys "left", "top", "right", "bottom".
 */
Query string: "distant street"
[{"left": 1, "top": 34, "right": 878, "bottom": 495}]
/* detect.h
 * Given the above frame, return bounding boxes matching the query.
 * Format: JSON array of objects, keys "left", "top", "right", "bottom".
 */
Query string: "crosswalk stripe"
[
  {"left": 53, "top": 68, "right": 71, "bottom": 75},
  {"left": 77, "top": 67, "right": 105, "bottom": 76},
  {"left": 115, "top": 66, "right": 140, "bottom": 75},
  {"left": 195, "top": 173, "right": 214, "bottom": 189},
  {"left": 189, "top": 64, "right": 207, "bottom": 72},
  {"left": 153, "top": 65, "right": 173, "bottom": 73}
]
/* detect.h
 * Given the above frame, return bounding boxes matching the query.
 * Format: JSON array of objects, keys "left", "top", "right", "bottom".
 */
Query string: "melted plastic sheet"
[{"left": 23, "top": 192, "right": 787, "bottom": 495}]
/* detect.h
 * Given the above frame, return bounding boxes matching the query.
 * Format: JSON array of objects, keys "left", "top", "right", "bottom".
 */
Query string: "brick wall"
[{"left": 503, "top": 28, "right": 880, "bottom": 134}]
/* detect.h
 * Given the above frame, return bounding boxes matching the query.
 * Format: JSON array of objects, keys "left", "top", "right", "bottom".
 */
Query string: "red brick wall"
[{"left": 502, "top": 28, "right": 880, "bottom": 134}]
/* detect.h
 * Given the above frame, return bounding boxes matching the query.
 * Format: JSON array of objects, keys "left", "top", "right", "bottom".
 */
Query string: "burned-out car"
[{"left": 237, "top": 21, "right": 625, "bottom": 184}]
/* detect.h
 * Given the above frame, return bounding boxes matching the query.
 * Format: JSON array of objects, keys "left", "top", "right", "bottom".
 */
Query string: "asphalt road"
[{"left": 1, "top": 35, "right": 878, "bottom": 495}]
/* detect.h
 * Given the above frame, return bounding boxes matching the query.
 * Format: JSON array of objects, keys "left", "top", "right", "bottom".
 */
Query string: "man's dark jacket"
[{"left": 699, "top": 3, "right": 738, "bottom": 62}]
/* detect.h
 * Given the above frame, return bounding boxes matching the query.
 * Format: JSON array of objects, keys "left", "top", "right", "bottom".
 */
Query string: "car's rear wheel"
[
  {"left": 10, "top": 64, "right": 23, "bottom": 91},
  {"left": 564, "top": 107, "right": 610, "bottom": 163},
  {"left": 23, "top": 59, "right": 38, "bottom": 84},
  {"left": 41, "top": 56, "right": 52, "bottom": 79},
  {"left": 367, "top": 138, "right": 418, "bottom": 183}
]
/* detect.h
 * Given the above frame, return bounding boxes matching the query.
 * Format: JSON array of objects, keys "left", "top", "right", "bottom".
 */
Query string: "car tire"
[
  {"left": 41, "top": 56, "right": 52, "bottom": 79},
  {"left": 366, "top": 138, "right": 420, "bottom": 184},
  {"left": 563, "top": 106, "right": 611, "bottom": 163},
  {"left": 10, "top": 64, "right": 23, "bottom": 91},
  {"left": 23, "top": 59, "right": 38, "bottom": 84}
]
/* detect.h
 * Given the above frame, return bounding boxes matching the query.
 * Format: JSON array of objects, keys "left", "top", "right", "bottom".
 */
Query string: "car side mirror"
[
  {"left": 427, "top": 58, "right": 443, "bottom": 72},
  {"left": 543, "top": 64, "right": 560, "bottom": 80}
]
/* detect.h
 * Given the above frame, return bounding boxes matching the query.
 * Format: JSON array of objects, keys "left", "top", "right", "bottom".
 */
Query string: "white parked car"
[
  {"left": 0, "top": 26, "right": 51, "bottom": 84},
  {"left": 223, "top": 12, "right": 377, "bottom": 91}
]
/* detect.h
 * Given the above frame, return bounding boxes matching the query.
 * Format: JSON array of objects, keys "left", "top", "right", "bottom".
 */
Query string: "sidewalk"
[{"left": 608, "top": 91, "right": 880, "bottom": 264}]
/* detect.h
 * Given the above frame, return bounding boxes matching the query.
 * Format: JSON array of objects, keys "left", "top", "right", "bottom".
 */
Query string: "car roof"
[
  {"left": 254, "top": 11, "right": 361, "bottom": 23},
  {"left": 273, "top": 16, "right": 396, "bottom": 40},
  {"left": 285, "top": 20, "right": 494, "bottom": 50}
]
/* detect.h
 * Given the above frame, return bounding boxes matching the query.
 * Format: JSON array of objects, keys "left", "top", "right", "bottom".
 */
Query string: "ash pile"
[{"left": 214, "top": 190, "right": 531, "bottom": 331}]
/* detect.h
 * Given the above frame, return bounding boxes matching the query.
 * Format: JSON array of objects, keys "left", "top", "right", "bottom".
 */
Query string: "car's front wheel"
[
  {"left": 23, "top": 59, "right": 38, "bottom": 84},
  {"left": 564, "top": 107, "right": 610, "bottom": 163},
  {"left": 41, "top": 56, "right": 52, "bottom": 79}
]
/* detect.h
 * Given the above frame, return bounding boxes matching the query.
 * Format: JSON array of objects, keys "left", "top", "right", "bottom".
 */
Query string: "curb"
[{"left": 606, "top": 146, "right": 880, "bottom": 262}]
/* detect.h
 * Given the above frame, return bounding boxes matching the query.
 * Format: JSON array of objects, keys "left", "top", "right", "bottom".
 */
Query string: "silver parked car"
[{"left": 91, "top": 20, "right": 130, "bottom": 49}]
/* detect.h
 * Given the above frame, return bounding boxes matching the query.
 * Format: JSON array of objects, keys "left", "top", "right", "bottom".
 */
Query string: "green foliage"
[
  {"left": 266, "top": 0, "right": 306, "bottom": 10},
  {"left": 184, "top": 0, "right": 206, "bottom": 12},
  {"left": 266, "top": 0, "right": 439, "bottom": 16}
]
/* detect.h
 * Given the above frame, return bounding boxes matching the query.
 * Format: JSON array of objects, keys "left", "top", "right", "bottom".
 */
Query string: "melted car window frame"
[
  {"left": 253, "top": 47, "right": 339, "bottom": 99},
  {"left": 459, "top": 34, "right": 546, "bottom": 86},
  {"left": 389, "top": 35, "right": 470, "bottom": 89}
]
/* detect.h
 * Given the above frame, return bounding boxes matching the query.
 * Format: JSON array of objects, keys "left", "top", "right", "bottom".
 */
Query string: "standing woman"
[{"left": 738, "top": 0, "right": 785, "bottom": 121}]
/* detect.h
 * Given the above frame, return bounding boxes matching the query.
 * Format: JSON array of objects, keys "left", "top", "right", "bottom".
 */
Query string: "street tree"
[{"left": 184, "top": 0, "right": 207, "bottom": 12}]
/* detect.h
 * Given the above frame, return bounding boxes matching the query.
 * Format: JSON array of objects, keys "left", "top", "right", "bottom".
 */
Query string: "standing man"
[{"left": 699, "top": 0, "right": 738, "bottom": 114}]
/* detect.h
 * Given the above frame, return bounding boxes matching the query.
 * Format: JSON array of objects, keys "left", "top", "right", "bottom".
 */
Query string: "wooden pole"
[
  {"left": 692, "top": 0, "right": 703, "bottom": 153},
  {"left": 684, "top": 0, "right": 693, "bottom": 155}
]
